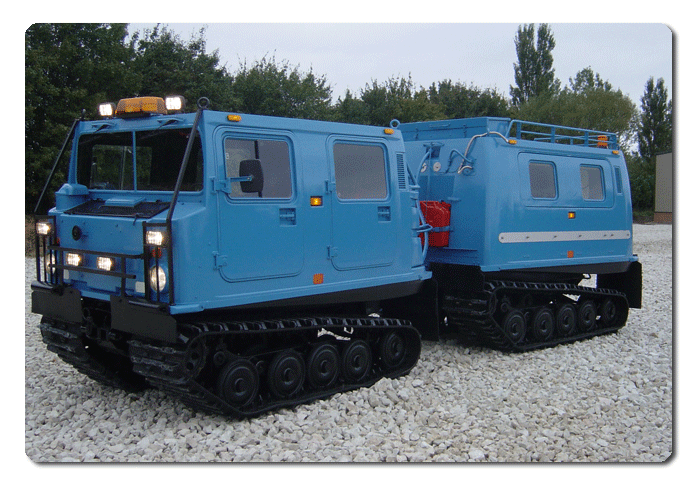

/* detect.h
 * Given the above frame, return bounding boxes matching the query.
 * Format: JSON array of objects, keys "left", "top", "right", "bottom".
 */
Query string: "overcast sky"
[{"left": 128, "top": 23, "right": 672, "bottom": 108}]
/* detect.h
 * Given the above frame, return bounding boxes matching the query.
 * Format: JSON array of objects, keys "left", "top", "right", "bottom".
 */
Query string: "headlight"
[
  {"left": 149, "top": 266, "right": 167, "bottom": 292},
  {"left": 65, "top": 253, "right": 83, "bottom": 267},
  {"left": 45, "top": 253, "right": 56, "bottom": 272},
  {"left": 146, "top": 230, "right": 167, "bottom": 246},
  {"left": 36, "top": 222, "right": 51, "bottom": 236},
  {"left": 97, "top": 256, "right": 115, "bottom": 271}
]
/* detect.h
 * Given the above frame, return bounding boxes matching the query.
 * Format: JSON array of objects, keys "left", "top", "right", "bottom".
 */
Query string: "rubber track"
[
  {"left": 39, "top": 319, "right": 146, "bottom": 392},
  {"left": 444, "top": 280, "right": 629, "bottom": 352},
  {"left": 127, "top": 316, "right": 421, "bottom": 417}
]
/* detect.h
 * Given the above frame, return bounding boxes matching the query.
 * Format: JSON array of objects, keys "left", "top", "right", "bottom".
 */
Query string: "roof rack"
[{"left": 508, "top": 119, "right": 618, "bottom": 150}]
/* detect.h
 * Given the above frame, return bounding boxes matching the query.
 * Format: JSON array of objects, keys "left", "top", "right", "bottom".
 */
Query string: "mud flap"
[
  {"left": 597, "top": 260, "right": 643, "bottom": 309},
  {"left": 31, "top": 283, "right": 83, "bottom": 324},
  {"left": 110, "top": 296, "right": 177, "bottom": 343},
  {"left": 381, "top": 279, "right": 440, "bottom": 341}
]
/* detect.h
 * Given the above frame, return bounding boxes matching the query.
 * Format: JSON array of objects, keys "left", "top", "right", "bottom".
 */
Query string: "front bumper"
[{"left": 31, "top": 282, "right": 178, "bottom": 343}]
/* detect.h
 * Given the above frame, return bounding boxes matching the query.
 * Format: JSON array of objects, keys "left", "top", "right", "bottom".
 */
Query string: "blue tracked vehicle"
[{"left": 31, "top": 96, "right": 641, "bottom": 416}]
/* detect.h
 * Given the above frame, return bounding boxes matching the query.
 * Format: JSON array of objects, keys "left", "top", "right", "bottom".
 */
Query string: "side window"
[
  {"left": 529, "top": 161, "right": 557, "bottom": 199},
  {"left": 581, "top": 165, "right": 604, "bottom": 200},
  {"left": 224, "top": 138, "right": 292, "bottom": 198},
  {"left": 333, "top": 143, "right": 388, "bottom": 200}
]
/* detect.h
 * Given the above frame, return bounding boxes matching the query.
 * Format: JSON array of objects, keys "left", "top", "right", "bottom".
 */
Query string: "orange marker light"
[
  {"left": 567, "top": 250, "right": 574, "bottom": 258},
  {"left": 568, "top": 212, "right": 576, "bottom": 219},
  {"left": 313, "top": 274, "right": 324, "bottom": 285},
  {"left": 227, "top": 114, "right": 242, "bottom": 122},
  {"left": 310, "top": 196, "right": 323, "bottom": 207}
]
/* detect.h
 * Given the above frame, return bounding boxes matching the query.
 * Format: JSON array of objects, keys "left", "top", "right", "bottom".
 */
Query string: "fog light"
[
  {"left": 149, "top": 266, "right": 167, "bottom": 292},
  {"left": 66, "top": 253, "right": 82, "bottom": 267},
  {"left": 97, "top": 256, "right": 115, "bottom": 271}
]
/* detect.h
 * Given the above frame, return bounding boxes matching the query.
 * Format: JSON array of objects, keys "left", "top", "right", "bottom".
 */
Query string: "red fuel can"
[{"left": 420, "top": 201, "right": 451, "bottom": 247}]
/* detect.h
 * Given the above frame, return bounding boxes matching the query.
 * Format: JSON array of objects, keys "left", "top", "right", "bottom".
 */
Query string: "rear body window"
[
  {"left": 529, "top": 161, "right": 557, "bottom": 199},
  {"left": 580, "top": 165, "right": 604, "bottom": 200}
]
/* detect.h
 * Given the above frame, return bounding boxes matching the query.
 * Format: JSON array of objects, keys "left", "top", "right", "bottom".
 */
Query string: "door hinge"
[
  {"left": 327, "top": 246, "right": 338, "bottom": 259},
  {"left": 211, "top": 177, "right": 231, "bottom": 194},
  {"left": 213, "top": 252, "right": 228, "bottom": 269},
  {"left": 325, "top": 180, "right": 336, "bottom": 194}
]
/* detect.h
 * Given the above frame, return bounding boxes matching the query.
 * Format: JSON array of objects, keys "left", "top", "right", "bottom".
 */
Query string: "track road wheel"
[
  {"left": 341, "top": 339, "right": 372, "bottom": 383},
  {"left": 502, "top": 310, "right": 526, "bottom": 345},
  {"left": 577, "top": 300, "right": 597, "bottom": 332},
  {"left": 600, "top": 298, "right": 618, "bottom": 326},
  {"left": 555, "top": 304, "right": 576, "bottom": 337},
  {"left": 306, "top": 343, "right": 340, "bottom": 389},
  {"left": 531, "top": 307, "right": 555, "bottom": 341},
  {"left": 378, "top": 331, "right": 407, "bottom": 369},
  {"left": 216, "top": 359, "right": 259, "bottom": 407},
  {"left": 267, "top": 351, "right": 305, "bottom": 398}
]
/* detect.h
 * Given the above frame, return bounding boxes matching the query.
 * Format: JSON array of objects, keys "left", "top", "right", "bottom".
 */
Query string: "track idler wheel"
[
  {"left": 531, "top": 307, "right": 555, "bottom": 341},
  {"left": 378, "top": 331, "right": 407, "bottom": 369},
  {"left": 577, "top": 300, "right": 597, "bottom": 332},
  {"left": 267, "top": 351, "right": 306, "bottom": 398},
  {"left": 341, "top": 339, "right": 372, "bottom": 382},
  {"left": 216, "top": 359, "right": 260, "bottom": 407},
  {"left": 183, "top": 338, "right": 208, "bottom": 378},
  {"left": 555, "top": 304, "right": 576, "bottom": 337},
  {"left": 306, "top": 343, "right": 340, "bottom": 389},
  {"left": 502, "top": 310, "right": 526, "bottom": 344}
]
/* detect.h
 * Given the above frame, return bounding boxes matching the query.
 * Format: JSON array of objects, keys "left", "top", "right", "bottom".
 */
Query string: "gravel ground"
[{"left": 24, "top": 223, "right": 672, "bottom": 463}]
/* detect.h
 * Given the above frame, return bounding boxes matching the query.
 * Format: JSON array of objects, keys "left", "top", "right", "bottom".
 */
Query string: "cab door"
[
  {"left": 215, "top": 131, "right": 303, "bottom": 282},
  {"left": 328, "top": 139, "right": 396, "bottom": 270}
]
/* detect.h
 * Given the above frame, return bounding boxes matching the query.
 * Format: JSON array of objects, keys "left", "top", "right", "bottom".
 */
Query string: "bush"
[{"left": 627, "top": 156, "right": 655, "bottom": 211}]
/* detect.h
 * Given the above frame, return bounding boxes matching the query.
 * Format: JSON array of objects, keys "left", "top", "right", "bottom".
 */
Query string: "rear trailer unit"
[{"left": 395, "top": 117, "right": 641, "bottom": 350}]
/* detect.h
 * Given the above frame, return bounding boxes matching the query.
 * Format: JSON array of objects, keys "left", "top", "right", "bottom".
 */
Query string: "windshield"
[{"left": 76, "top": 128, "right": 203, "bottom": 192}]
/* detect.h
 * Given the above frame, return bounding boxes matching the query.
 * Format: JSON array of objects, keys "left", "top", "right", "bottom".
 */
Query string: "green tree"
[
  {"left": 515, "top": 67, "right": 637, "bottom": 151},
  {"left": 638, "top": 77, "right": 672, "bottom": 160},
  {"left": 629, "top": 76, "right": 672, "bottom": 211},
  {"left": 333, "top": 89, "right": 370, "bottom": 125},
  {"left": 129, "top": 25, "right": 238, "bottom": 112},
  {"left": 510, "top": 24, "right": 560, "bottom": 107},
  {"left": 231, "top": 57, "right": 333, "bottom": 120},
  {"left": 26, "top": 23, "right": 134, "bottom": 213},
  {"left": 344, "top": 76, "right": 444, "bottom": 126},
  {"left": 427, "top": 80, "right": 509, "bottom": 119}
]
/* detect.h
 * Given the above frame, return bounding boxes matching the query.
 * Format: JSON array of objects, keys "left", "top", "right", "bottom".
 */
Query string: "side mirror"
[{"left": 239, "top": 159, "right": 264, "bottom": 196}]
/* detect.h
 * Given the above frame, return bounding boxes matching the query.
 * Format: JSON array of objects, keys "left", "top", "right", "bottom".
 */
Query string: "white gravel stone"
[{"left": 25, "top": 223, "right": 672, "bottom": 462}]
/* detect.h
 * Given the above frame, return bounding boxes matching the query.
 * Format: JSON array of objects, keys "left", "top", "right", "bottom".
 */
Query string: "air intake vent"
[{"left": 396, "top": 153, "right": 407, "bottom": 190}]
